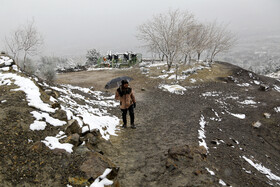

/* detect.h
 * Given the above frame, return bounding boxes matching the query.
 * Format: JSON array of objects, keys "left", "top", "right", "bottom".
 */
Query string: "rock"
[
  {"left": 68, "top": 177, "right": 89, "bottom": 186},
  {"left": 51, "top": 109, "right": 67, "bottom": 121},
  {"left": 51, "top": 102, "right": 60, "bottom": 109},
  {"left": 193, "top": 170, "right": 202, "bottom": 176},
  {"left": 64, "top": 133, "right": 81, "bottom": 147},
  {"left": 80, "top": 152, "right": 119, "bottom": 180},
  {"left": 168, "top": 145, "right": 191, "bottom": 160},
  {"left": 252, "top": 121, "right": 262, "bottom": 128},
  {"left": 45, "top": 89, "right": 60, "bottom": 98},
  {"left": 166, "top": 158, "right": 178, "bottom": 171},
  {"left": 141, "top": 88, "right": 146, "bottom": 91},
  {"left": 141, "top": 68, "right": 149, "bottom": 73},
  {"left": 65, "top": 119, "right": 82, "bottom": 135},
  {"left": 28, "top": 141, "right": 46, "bottom": 152},
  {"left": 85, "top": 133, "right": 98, "bottom": 146},
  {"left": 52, "top": 148, "right": 70, "bottom": 156},
  {"left": 263, "top": 113, "right": 271, "bottom": 119},
  {"left": 259, "top": 84, "right": 269, "bottom": 91},
  {"left": 75, "top": 144, "right": 91, "bottom": 155}
]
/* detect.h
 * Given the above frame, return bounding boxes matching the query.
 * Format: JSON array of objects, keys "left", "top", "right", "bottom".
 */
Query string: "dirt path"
[
  {"left": 107, "top": 89, "right": 203, "bottom": 186},
  {"left": 56, "top": 64, "right": 280, "bottom": 186},
  {"left": 56, "top": 68, "right": 209, "bottom": 186}
]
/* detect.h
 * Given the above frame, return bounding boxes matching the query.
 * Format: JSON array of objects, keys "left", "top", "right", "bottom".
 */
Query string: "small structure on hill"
[{"left": 97, "top": 52, "right": 142, "bottom": 68}]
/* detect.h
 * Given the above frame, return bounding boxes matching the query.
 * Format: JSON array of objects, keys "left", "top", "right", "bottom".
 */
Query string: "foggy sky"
[{"left": 1, "top": 0, "right": 280, "bottom": 57}]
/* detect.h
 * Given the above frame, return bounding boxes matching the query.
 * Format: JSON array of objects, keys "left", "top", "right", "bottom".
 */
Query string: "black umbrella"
[{"left": 105, "top": 76, "right": 133, "bottom": 89}]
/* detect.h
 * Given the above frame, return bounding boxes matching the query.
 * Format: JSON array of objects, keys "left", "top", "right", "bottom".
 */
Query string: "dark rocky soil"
[{"left": 0, "top": 61, "right": 280, "bottom": 186}]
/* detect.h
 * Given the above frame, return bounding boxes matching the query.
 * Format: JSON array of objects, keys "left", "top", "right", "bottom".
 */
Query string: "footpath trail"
[{"left": 106, "top": 87, "right": 205, "bottom": 186}]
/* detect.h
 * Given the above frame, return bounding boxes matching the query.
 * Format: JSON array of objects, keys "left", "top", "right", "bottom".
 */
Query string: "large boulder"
[
  {"left": 80, "top": 152, "right": 119, "bottom": 180},
  {"left": 166, "top": 145, "right": 207, "bottom": 169},
  {"left": 63, "top": 133, "right": 81, "bottom": 147},
  {"left": 65, "top": 119, "right": 82, "bottom": 135},
  {"left": 51, "top": 109, "right": 67, "bottom": 121}
]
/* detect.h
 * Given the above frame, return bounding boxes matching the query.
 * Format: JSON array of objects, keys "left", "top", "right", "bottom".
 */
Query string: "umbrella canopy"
[{"left": 105, "top": 76, "right": 133, "bottom": 89}]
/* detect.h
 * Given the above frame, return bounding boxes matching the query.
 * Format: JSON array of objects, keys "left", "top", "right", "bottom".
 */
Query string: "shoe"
[
  {"left": 131, "top": 124, "right": 136, "bottom": 129},
  {"left": 122, "top": 124, "right": 127, "bottom": 128}
]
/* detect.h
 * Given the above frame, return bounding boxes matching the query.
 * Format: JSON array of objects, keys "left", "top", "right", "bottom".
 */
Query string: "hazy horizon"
[{"left": 1, "top": 0, "right": 280, "bottom": 58}]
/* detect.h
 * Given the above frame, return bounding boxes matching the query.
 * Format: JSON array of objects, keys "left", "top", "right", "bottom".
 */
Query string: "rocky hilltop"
[{"left": 1, "top": 55, "right": 280, "bottom": 187}]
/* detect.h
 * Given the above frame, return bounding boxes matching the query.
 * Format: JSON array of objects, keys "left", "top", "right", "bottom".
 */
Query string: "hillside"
[{"left": 1, "top": 55, "right": 280, "bottom": 187}]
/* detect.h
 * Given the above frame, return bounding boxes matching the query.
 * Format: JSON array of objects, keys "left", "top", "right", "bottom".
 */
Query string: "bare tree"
[
  {"left": 192, "top": 24, "right": 210, "bottom": 62},
  {"left": 5, "top": 20, "right": 43, "bottom": 70},
  {"left": 206, "top": 22, "right": 236, "bottom": 62},
  {"left": 138, "top": 9, "right": 195, "bottom": 70},
  {"left": 5, "top": 30, "right": 22, "bottom": 61}
]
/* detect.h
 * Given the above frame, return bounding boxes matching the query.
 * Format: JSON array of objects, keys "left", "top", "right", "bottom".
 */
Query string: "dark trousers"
[{"left": 121, "top": 105, "right": 134, "bottom": 125}]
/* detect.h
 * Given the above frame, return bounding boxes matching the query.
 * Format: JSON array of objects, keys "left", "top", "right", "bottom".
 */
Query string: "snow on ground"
[
  {"left": 237, "top": 83, "right": 251, "bottom": 87},
  {"left": 0, "top": 72, "right": 56, "bottom": 113},
  {"left": 157, "top": 74, "right": 169, "bottom": 79},
  {"left": 158, "top": 84, "right": 186, "bottom": 95},
  {"left": 0, "top": 56, "right": 13, "bottom": 66},
  {"left": 42, "top": 136, "right": 73, "bottom": 153},
  {"left": 190, "top": 78, "right": 197, "bottom": 83},
  {"left": 274, "top": 107, "right": 280, "bottom": 113},
  {"left": 29, "top": 111, "right": 66, "bottom": 131},
  {"left": 267, "top": 71, "right": 280, "bottom": 79},
  {"left": 182, "top": 65, "right": 208, "bottom": 75},
  {"left": 242, "top": 156, "right": 280, "bottom": 185},
  {"left": 253, "top": 80, "right": 261, "bottom": 85},
  {"left": 274, "top": 85, "right": 280, "bottom": 92},
  {"left": 198, "top": 115, "right": 208, "bottom": 153},
  {"left": 210, "top": 109, "right": 222, "bottom": 122},
  {"left": 168, "top": 74, "right": 188, "bottom": 80},
  {"left": 90, "top": 168, "right": 113, "bottom": 187},
  {"left": 139, "top": 61, "right": 166, "bottom": 68},
  {"left": 226, "top": 111, "right": 246, "bottom": 119},
  {"left": 202, "top": 91, "right": 222, "bottom": 97},
  {"left": 47, "top": 83, "right": 120, "bottom": 140},
  {"left": 206, "top": 167, "right": 215, "bottom": 175},
  {"left": 219, "top": 179, "right": 227, "bottom": 186},
  {"left": 238, "top": 100, "right": 257, "bottom": 105}
]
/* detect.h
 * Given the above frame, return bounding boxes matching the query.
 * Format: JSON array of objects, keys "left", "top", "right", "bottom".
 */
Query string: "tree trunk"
[
  {"left": 184, "top": 54, "right": 188, "bottom": 64},
  {"left": 161, "top": 54, "right": 165, "bottom": 61},
  {"left": 23, "top": 52, "right": 27, "bottom": 71},
  {"left": 188, "top": 55, "right": 192, "bottom": 65},
  {"left": 197, "top": 52, "right": 201, "bottom": 62}
]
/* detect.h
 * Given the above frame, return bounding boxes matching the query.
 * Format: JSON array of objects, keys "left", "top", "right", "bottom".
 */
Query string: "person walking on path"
[{"left": 115, "top": 80, "right": 136, "bottom": 129}]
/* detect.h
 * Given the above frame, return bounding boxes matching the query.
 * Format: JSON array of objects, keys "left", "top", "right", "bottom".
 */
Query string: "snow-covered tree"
[
  {"left": 86, "top": 49, "right": 101, "bottom": 66},
  {"left": 38, "top": 56, "right": 57, "bottom": 82}
]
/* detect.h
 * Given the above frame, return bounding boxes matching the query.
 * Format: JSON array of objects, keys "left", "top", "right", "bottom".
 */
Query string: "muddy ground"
[
  {"left": 0, "top": 61, "right": 279, "bottom": 186},
  {"left": 56, "top": 62, "right": 280, "bottom": 186}
]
